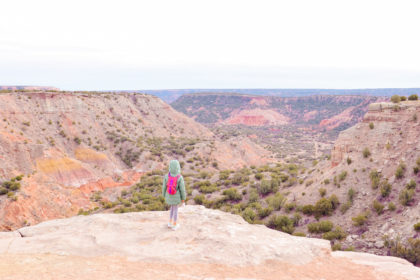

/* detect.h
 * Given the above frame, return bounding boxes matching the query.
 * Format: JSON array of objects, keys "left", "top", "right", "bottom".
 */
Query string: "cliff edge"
[{"left": 0, "top": 206, "right": 418, "bottom": 280}]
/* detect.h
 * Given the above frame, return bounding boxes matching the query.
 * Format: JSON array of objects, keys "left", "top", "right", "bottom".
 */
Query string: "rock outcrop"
[{"left": 0, "top": 206, "right": 418, "bottom": 280}]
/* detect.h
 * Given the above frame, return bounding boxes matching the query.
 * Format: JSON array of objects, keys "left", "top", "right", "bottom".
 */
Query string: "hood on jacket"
[{"left": 169, "top": 159, "right": 181, "bottom": 176}]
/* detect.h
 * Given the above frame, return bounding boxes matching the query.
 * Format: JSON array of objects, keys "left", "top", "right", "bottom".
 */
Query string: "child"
[{"left": 162, "top": 159, "right": 186, "bottom": 230}]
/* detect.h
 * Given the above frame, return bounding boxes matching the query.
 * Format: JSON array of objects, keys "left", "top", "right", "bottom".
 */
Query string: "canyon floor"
[{"left": 0, "top": 206, "right": 418, "bottom": 280}]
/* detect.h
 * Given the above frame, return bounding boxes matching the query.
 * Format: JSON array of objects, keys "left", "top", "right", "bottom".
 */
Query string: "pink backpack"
[{"left": 167, "top": 173, "right": 180, "bottom": 195}]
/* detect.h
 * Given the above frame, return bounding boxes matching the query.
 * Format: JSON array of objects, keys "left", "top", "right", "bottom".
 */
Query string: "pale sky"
[{"left": 1, "top": 0, "right": 420, "bottom": 90}]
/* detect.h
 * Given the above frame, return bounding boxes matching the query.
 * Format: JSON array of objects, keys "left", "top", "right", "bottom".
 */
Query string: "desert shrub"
[
  {"left": 399, "top": 188, "right": 414, "bottom": 206},
  {"left": 222, "top": 188, "right": 242, "bottom": 201},
  {"left": 332, "top": 243, "right": 342, "bottom": 251},
  {"left": 73, "top": 137, "right": 82, "bottom": 145},
  {"left": 395, "top": 165, "right": 405, "bottom": 179},
  {"left": 322, "top": 226, "right": 347, "bottom": 241},
  {"left": 242, "top": 207, "right": 257, "bottom": 223},
  {"left": 305, "top": 179, "right": 314, "bottom": 187},
  {"left": 248, "top": 189, "right": 259, "bottom": 203},
  {"left": 267, "top": 215, "right": 294, "bottom": 234},
  {"left": 414, "top": 223, "right": 420, "bottom": 232},
  {"left": 338, "top": 171, "right": 347, "bottom": 182},
  {"left": 362, "top": 148, "right": 371, "bottom": 158},
  {"left": 232, "top": 173, "right": 249, "bottom": 185},
  {"left": 285, "top": 177, "right": 297, "bottom": 187},
  {"left": 329, "top": 195, "right": 340, "bottom": 209},
  {"left": 352, "top": 211, "right": 369, "bottom": 226},
  {"left": 324, "top": 179, "right": 330, "bottom": 185},
  {"left": 347, "top": 188, "right": 355, "bottom": 202},
  {"left": 293, "top": 232, "right": 306, "bottom": 237},
  {"left": 408, "top": 94, "right": 419, "bottom": 100},
  {"left": 406, "top": 179, "right": 416, "bottom": 189},
  {"left": 0, "top": 188, "right": 8, "bottom": 195},
  {"left": 380, "top": 180, "right": 392, "bottom": 197},
  {"left": 200, "top": 184, "right": 219, "bottom": 193},
  {"left": 391, "top": 95, "right": 401, "bottom": 103},
  {"left": 400, "top": 96, "right": 407, "bottom": 101},
  {"left": 414, "top": 166, "right": 419, "bottom": 174},
  {"left": 219, "top": 170, "right": 230, "bottom": 180},
  {"left": 372, "top": 200, "right": 384, "bottom": 215},
  {"left": 258, "top": 179, "right": 278, "bottom": 195},
  {"left": 292, "top": 213, "right": 301, "bottom": 226},
  {"left": 388, "top": 202, "right": 396, "bottom": 211},
  {"left": 194, "top": 194, "right": 205, "bottom": 205},
  {"left": 308, "top": 220, "right": 333, "bottom": 233},
  {"left": 302, "top": 204, "right": 315, "bottom": 215},
  {"left": 314, "top": 198, "right": 333, "bottom": 217},
  {"left": 340, "top": 201, "right": 352, "bottom": 214},
  {"left": 347, "top": 157, "right": 352, "bottom": 165},
  {"left": 369, "top": 170, "right": 381, "bottom": 189},
  {"left": 266, "top": 192, "right": 286, "bottom": 210},
  {"left": 255, "top": 173, "right": 263, "bottom": 180},
  {"left": 383, "top": 237, "right": 419, "bottom": 265},
  {"left": 284, "top": 202, "right": 296, "bottom": 213},
  {"left": 257, "top": 207, "right": 273, "bottom": 219},
  {"left": 369, "top": 122, "right": 374, "bottom": 129}
]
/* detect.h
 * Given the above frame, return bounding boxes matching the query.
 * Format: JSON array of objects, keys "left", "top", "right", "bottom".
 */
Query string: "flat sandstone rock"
[{"left": 0, "top": 205, "right": 418, "bottom": 280}]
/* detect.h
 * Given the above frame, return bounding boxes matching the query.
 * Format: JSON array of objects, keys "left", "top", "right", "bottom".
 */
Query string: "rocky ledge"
[{"left": 0, "top": 206, "right": 418, "bottom": 280}]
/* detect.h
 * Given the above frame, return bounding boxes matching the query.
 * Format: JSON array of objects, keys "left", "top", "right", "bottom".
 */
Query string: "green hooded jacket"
[{"left": 162, "top": 160, "right": 186, "bottom": 205}]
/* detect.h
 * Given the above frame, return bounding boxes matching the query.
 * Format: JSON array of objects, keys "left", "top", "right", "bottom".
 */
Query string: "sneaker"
[
  {"left": 172, "top": 224, "right": 180, "bottom": 231},
  {"left": 167, "top": 223, "right": 173, "bottom": 228}
]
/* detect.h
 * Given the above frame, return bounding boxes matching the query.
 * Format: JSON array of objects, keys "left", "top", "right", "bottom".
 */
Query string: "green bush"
[
  {"left": 255, "top": 173, "right": 263, "bottom": 180},
  {"left": 395, "top": 165, "right": 405, "bottom": 179},
  {"left": 380, "top": 180, "right": 392, "bottom": 197},
  {"left": 222, "top": 188, "right": 242, "bottom": 201},
  {"left": 408, "top": 94, "right": 419, "bottom": 100},
  {"left": 292, "top": 213, "right": 301, "bottom": 226},
  {"left": 369, "top": 170, "right": 381, "bottom": 189},
  {"left": 372, "top": 200, "right": 384, "bottom": 215},
  {"left": 318, "top": 188, "right": 327, "bottom": 197},
  {"left": 242, "top": 207, "right": 257, "bottom": 223},
  {"left": 414, "top": 166, "right": 419, "bottom": 174},
  {"left": 267, "top": 215, "right": 295, "bottom": 234},
  {"left": 284, "top": 202, "right": 296, "bottom": 213},
  {"left": 322, "top": 226, "right": 347, "bottom": 241},
  {"left": 302, "top": 204, "right": 315, "bottom": 215},
  {"left": 399, "top": 188, "right": 414, "bottom": 206},
  {"left": 340, "top": 201, "right": 352, "bottom": 214},
  {"left": 362, "top": 148, "right": 371, "bottom": 158},
  {"left": 266, "top": 193, "right": 286, "bottom": 210},
  {"left": 194, "top": 194, "right": 205, "bottom": 205},
  {"left": 391, "top": 95, "right": 401, "bottom": 103},
  {"left": 346, "top": 157, "right": 352, "bottom": 165},
  {"left": 388, "top": 202, "right": 396, "bottom": 211},
  {"left": 369, "top": 122, "right": 374, "bottom": 129},
  {"left": 384, "top": 237, "right": 419, "bottom": 265},
  {"left": 400, "top": 96, "right": 407, "bottom": 101},
  {"left": 257, "top": 207, "right": 273, "bottom": 218},
  {"left": 200, "top": 184, "right": 219, "bottom": 193},
  {"left": 338, "top": 171, "right": 347, "bottom": 182},
  {"left": 248, "top": 189, "right": 259, "bottom": 203},
  {"left": 406, "top": 179, "right": 416, "bottom": 189},
  {"left": 414, "top": 222, "right": 420, "bottom": 232},
  {"left": 324, "top": 179, "right": 330, "bottom": 185},
  {"left": 308, "top": 220, "right": 333, "bottom": 233},
  {"left": 292, "top": 232, "right": 306, "bottom": 237},
  {"left": 314, "top": 198, "right": 333, "bottom": 217},
  {"left": 347, "top": 188, "right": 355, "bottom": 202},
  {"left": 352, "top": 211, "right": 369, "bottom": 226},
  {"left": 258, "top": 179, "right": 278, "bottom": 195}
]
